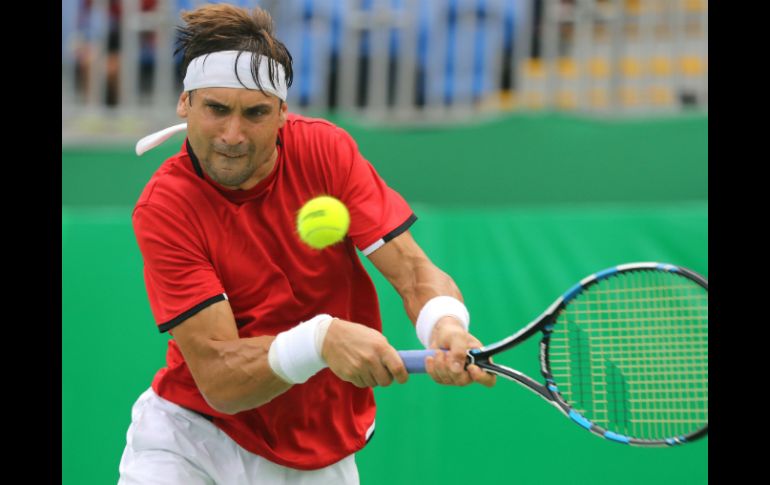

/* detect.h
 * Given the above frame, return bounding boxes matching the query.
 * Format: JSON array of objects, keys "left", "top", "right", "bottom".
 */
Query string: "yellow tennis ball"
[{"left": 296, "top": 196, "right": 350, "bottom": 250}]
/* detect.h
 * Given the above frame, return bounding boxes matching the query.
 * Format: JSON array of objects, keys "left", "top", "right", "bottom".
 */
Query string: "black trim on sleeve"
[
  {"left": 383, "top": 213, "right": 418, "bottom": 243},
  {"left": 366, "top": 430, "right": 375, "bottom": 444},
  {"left": 186, "top": 139, "right": 205, "bottom": 179},
  {"left": 158, "top": 294, "right": 227, "bottom": 333},
  {"left": 192, "top": 409, "right": 215, "bottom": 422}
]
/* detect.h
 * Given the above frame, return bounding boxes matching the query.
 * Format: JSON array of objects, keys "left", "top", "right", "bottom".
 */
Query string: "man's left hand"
[{"left": 424, "top": 316, "right": 496, "bottom": 387}]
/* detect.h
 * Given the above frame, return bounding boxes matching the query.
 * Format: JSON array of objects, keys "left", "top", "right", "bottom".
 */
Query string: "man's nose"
[{"left": 220, "top": 116, "right": 246, "bottom": 146}]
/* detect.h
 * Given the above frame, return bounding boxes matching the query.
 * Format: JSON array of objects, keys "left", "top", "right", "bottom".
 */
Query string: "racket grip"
[{"left": 398, "top": 349, "right": 437, "bottom": 374}]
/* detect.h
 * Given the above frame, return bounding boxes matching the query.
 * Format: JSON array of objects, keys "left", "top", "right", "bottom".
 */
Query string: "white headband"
[
  {"left": 183, "top": 50, "right": 288, "bottom": 100},
  {"left": 136, "top": 50, "right": 288, "bottom": 156}
]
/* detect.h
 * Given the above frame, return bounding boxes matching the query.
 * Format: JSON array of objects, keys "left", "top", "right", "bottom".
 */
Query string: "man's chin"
[
  {"left": 205, "top": 168, "right": 246, "bottom": 188},
  {"left": 218, "top": 177, "right": 246, "bottom": 188}
]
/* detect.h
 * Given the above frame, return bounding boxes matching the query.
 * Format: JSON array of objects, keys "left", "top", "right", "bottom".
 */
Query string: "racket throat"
[{"left": 477, "top": 362, "right": 553, "bottom": 402}]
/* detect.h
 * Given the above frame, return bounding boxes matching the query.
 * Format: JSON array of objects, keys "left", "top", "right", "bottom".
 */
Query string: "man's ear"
[{"left": 177, "top": 92, "right": 190, "bottom": 118}]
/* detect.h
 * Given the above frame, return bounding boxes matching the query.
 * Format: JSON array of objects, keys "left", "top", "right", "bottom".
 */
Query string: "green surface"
[
  {"left": 62, "top": 202, "right": 707, "bottom": 485},
  {"left": 62, "top": 113, "right": 708, "bottom": 484}
]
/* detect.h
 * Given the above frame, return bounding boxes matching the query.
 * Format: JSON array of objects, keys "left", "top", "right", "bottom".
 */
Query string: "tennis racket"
[{"left": 398, "top": 262, "right": 708, "bottom": 447}]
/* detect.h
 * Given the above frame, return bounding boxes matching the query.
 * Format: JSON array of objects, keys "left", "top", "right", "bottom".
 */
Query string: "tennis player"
[{"left": 118, "top": 4, "right": 495, "bottom": 484}]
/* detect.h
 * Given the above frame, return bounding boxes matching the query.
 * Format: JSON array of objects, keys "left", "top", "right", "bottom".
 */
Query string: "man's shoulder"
[
  {"left": 282, "top": 113, "right": 348, "bottom": 140},
  {"left": 284, "top": 112, "right": 338, "bottom": 129},
  {"left": 281, "top": 113, "right": 356, "bottom": 156},
  {"left": 134, "top": 149, "right": 198, "bottom": 214}
]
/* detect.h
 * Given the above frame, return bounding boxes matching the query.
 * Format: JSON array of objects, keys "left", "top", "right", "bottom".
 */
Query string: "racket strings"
[{"left": 548, "top": 269, "right": 708, "bottom": 441}]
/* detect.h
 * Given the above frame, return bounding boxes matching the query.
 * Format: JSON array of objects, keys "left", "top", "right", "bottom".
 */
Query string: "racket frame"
[{"left": 466, "top": 262, "right": 708, "bottom": 447}]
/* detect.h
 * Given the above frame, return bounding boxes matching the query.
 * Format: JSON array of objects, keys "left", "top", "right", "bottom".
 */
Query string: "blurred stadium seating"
[{"left": 62, "top": 0, "right": 707, "bottom": 143}]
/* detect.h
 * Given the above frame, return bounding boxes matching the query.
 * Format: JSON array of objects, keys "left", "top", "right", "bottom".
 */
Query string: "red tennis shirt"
[{"left": 132, "top": 113, "right": 416, "bottom": 470}]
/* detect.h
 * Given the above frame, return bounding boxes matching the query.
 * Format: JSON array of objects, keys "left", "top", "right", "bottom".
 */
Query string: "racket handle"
[{"left": 398, "top": 349, "right": 437, "bottom": 373}]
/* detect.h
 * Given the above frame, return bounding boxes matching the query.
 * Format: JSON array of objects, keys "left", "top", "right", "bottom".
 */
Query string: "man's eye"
[{"left": 208, "top": 105, "right": 227, "bottom": 113}]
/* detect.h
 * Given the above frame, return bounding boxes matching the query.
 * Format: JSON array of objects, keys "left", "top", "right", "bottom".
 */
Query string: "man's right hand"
[{"left": 321, "top": 319, "right": 409, "bottom": 388}]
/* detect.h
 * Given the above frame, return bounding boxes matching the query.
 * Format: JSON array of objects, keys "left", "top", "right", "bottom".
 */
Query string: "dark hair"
[{"left": 175, "top": 3, "right": 293, "bottom": 94}]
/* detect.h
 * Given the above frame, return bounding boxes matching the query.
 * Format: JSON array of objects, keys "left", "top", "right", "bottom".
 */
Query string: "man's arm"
[
  {"left": 169, "top": 300, "right": 292, "bottom": 415},
  {"left": 367, "top": 230, "right": 495, "bottom": 387},
  {"left": 171, "top": 298, "right": 412, "bottom": 415}
]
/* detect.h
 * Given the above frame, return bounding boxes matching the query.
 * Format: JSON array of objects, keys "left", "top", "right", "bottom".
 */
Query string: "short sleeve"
[
  {"left": 133, "top": 203, "right": 226, "bottom": 332},
  {"left": 331, "top": 127, "right": 417, "bottom": 256}
]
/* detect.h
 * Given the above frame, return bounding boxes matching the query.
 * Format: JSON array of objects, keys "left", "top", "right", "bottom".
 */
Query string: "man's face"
[{"left": 177, "top": 87, "right": 288, "bottom": 190}]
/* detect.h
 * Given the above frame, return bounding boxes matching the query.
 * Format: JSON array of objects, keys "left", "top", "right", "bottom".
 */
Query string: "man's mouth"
[{"left": 216, "top": 151, "right": 246, "bottom": 159}]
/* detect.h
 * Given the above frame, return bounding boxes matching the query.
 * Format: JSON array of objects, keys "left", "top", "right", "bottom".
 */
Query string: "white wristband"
[
  {"left": 415, "top": 296, "right": 470, "bottom": 348},
  {"left": 268, "top": 314, "right": 333, "bottom": 384}
]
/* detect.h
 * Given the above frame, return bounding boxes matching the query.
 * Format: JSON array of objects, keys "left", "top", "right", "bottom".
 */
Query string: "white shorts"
[{"left": 118, "top": 388, "right": 360, "bottom": 485}]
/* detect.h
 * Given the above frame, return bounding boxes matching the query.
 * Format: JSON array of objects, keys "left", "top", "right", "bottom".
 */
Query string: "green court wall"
[{"left": 62, "top": 112, "right": 707, "bottom": 208}]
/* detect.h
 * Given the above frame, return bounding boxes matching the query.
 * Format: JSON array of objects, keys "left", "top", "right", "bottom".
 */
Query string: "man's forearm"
[
  {"left": 366, "top": 231, "right": 464, "bottom": 324},
  {"left": 194, "top": 335, "right": 293, "bottom": 414},
  {"left": 401, "top": 259, "right": 463, "bottom": 324}
]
